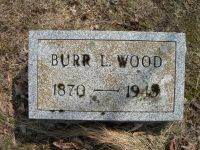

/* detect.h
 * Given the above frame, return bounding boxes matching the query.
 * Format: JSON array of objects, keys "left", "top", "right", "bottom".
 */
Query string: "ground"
[{"left": 0, "top": 0, "right": 200, "bottom": 149}]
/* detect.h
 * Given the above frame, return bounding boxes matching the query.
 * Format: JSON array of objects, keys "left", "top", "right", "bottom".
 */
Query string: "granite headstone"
[{"left": 29, "top": 30, "right": 186, "bottom": 121}]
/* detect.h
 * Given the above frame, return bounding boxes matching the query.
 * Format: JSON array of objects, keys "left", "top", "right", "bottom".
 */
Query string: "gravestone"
[{"left": 29, "top": 31, "right": 186, "bottom": 121}]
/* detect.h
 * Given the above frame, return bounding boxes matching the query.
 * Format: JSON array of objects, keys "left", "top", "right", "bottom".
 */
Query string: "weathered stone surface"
[{"left": 29, "top": 31, "right": 186, "bottom": 121}]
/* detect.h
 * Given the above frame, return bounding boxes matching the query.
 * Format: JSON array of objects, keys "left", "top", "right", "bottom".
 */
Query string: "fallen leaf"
[
  {"left": 190, "top": 101, "right": 200, "bottom": 111},
  {"left": 70, "top": 5, "right": 76, "bottom": 15},
  {"left": 170, "top": 139, "right": 176, "bottom": 150},
  {"left": 14, "top": 83, "right": 22, "bottom": 96},
  {"left": 181, "top": 142, "right": 196, "bottom": 150},
  {"left": 53, "top": 141, "right": 82, "bottom": 150}
]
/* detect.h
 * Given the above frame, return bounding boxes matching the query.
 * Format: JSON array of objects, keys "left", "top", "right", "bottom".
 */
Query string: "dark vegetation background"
[{"left": 0, "top": 0, "right": 199, "bottom": 149}]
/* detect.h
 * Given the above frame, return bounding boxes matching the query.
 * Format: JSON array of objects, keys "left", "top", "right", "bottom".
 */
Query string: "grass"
[{"left": 0, "top": 0, "right": 200, "bottom": 149}]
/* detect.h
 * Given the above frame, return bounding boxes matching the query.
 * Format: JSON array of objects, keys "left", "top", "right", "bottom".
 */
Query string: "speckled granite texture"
[{"left": 29, "top": 30, "right": 186, "bottom": 121}]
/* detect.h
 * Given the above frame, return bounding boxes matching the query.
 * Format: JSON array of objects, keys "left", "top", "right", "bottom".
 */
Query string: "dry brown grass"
[
  {"left": 0, "top": 0, "right": 200, "bottom": 149},
  {"left": 82, "top": 126, "right": 166, "bottom": 150}
]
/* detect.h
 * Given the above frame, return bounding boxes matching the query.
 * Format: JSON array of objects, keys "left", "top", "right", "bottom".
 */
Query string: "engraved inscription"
[{"left": 37, "top": 40, "right": 175, "bottom": 112}]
